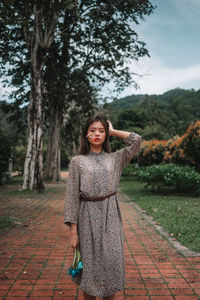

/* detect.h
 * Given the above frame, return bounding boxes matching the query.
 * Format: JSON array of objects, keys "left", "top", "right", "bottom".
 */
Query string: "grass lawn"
[{"left": 119, "top": 177, "right": 200, "bottom": 253}]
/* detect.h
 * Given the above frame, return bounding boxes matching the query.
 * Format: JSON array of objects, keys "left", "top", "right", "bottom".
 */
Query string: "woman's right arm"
[{"left": 64, "top": 157, "right": 80, "bottom": 251}]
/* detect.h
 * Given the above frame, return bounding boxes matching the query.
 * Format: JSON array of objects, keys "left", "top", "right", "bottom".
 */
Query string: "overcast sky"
[{"left": 105, "top": 0, "right": 200, "bottom": 97}]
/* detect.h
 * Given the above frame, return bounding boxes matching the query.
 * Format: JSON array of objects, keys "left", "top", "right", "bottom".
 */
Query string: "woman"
[{"left": 64, "top": 115, "right": 142, "bottom": 300}]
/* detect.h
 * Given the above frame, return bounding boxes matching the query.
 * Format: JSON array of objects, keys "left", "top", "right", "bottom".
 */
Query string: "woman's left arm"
[
  {"left": 107, "top": 120, "right": 135, "bottom": 139},
  {"left": 107, "top": 120, "right": 142, "bottom": 168}
]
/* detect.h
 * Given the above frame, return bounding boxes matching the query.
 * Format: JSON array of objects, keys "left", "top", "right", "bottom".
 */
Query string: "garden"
[{"left": 120, "top": 120, "right": 200, "bottom": 253}]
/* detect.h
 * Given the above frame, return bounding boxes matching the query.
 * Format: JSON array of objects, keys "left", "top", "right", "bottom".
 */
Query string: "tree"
[
  {"left": 0, "top": 0, "right": 155, "bottom": 189},
  {"left": 0, "top": 0, "right": 78, "bottom": 190},
  {"left": 44, "top": 0, "right": 155, "bottom": 180}
]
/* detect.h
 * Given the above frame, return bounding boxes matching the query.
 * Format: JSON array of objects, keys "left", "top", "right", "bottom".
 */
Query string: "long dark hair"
[{"left": 80, "top": 115, "right": 111, "bottom": 155}]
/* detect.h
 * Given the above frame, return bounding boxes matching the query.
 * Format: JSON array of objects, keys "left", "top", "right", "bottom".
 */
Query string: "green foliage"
[
  {"left": 112, "top": 109, "right": 148, "bottom": 131},
  {"left": 0, "top": 102, "right": 27, "bottom": 180},
  {"left": 108, "top": 88, "right": 187, "bottom": 111},
  {"left": 13, "top": 145, "right": 26, "bottom": 172},
  {"left": 110, "top": 108, "right": 146, "bottom": 152},
  {"left": 137, "top": 164, "right": 200, "bottom": 195},
  {"left": 107, "top": 88, "right": 200, "bottom": 140},
  {"left": 0, "top": 0, "right": 155, "bottom": 113},
  {"left": 60, "top": 146, "right": 70, "bottom": 169},
  {"left": 122, "top": 164, "right": 138, "bottom": 177},
  {"left": 0, "top": 127, "right": 11, "bottom": 184},
  {"left": 0, "top": 0, "right": 155, "bottom": 184},
  {"left": 109, "top": 94, "right": 148, "bottom": 110}
]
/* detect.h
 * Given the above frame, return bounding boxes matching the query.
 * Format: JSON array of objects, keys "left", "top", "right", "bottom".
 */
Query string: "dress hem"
[{"left": 79, "top": 285, "right": 124, "bottom": 297}]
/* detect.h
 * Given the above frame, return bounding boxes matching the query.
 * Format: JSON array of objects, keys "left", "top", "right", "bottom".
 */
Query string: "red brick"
[
  {"left": 0, "top": 290, "right": 7, "bottom": 296},
  {"left": 7, "top": 290, "right": 30, "bottom": 297},
  {"left": 172, "top": 288, "right": 195, "bottom": 295},
  {"left": 4, "top": 297, "right": 28, "bottom": 300},
  {"left": 1, "top": 182, "right": 200, "bottom": 300},
  {"left": 54, "top": 290, "right": 76, "bottom": 296},
  {"left": 126, "top": 296, "right": 149, "bottom": 299},
  {"left": 126, "top": 289, "right": 147, "bottom": 296},
  {"left": 151, "top": 296, "right": 174, "bottom": 300},
  {"left": 149, "top": 289, "right": 171, "bottom": 295},
  {"left": 29, "top": 297, "right": 52, "bottom": 300},
  {"left": 0, "top": 284, "right": 11, "bottom": 290},
  {"left": 30, "top": 290, "right": 53, "bottom": 296},
  {"left": 174, "top": 296, "right": 198, "bottom": 300},
  {"left": 10, "top": 284, "right": 33, "bottom": 290}
]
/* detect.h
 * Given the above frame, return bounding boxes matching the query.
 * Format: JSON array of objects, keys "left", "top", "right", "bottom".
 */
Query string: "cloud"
[
  {"left": 169, "top": 0, "right": 200, "bottom": 22},
  {"left": 119, "top": 55, "right": 200, "bottom": 96}
]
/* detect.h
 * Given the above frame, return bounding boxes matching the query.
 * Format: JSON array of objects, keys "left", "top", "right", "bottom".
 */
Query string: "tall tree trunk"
[
  {"left": 44, "top": 105, "right": 62, "bottom": 181},
  {"left": 22, "top": 68, "right": 45, "bottom": 191},
  {"left": 21, "top": 4, "right": 59, "bottom": 190},
  {"left": 44, "top": 10, "right": 71, "bottom": 181},
  {"left": 22, "top": 7, "right": 45, "bottom": 191}
]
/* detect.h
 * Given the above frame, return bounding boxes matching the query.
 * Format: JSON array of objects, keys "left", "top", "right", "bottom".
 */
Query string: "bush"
[
  {"left": 138, "top": 139, "right": 169, "bottom": 166},
  {"left": 137, "top": 164, "right": 200, "bottom": 195},
  {"left": 122, "top": 163, "right": 138, "bottom": 177},
  {"left": 164, "top": 120, "right": 200, "bottom": 171},
  {"left": 138, "top": 121, "right": 200, "bottom": 171}
]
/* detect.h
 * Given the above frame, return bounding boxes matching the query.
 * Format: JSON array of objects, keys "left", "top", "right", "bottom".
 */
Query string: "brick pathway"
[{"left": 0, "top": 178, "right": 200, "bottom": 300}]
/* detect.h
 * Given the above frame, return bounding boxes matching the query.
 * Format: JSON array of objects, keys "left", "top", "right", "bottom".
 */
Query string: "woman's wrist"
[
  {"left": 109, "top": 129, "right": 116, "bottom": 137},
  {"left": 70, "top": 223, "right": 78, "bottom": 234},
  {"left": 110, "top": 129, "right": 131, "bottom": 139}
]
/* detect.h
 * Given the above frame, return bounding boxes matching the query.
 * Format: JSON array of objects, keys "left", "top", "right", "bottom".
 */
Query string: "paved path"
[{"left": 0, "top": 178, "right": 200, "bottom": 299}]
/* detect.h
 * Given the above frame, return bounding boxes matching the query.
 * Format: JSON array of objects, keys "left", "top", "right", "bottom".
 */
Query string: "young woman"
[{"left": 64, "top": 115, "right": 142, "bottom": 300}]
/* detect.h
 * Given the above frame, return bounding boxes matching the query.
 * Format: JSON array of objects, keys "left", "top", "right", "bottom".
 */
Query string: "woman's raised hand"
[{"left": 107, "top": 120, "right": 114, "bottom": 136}]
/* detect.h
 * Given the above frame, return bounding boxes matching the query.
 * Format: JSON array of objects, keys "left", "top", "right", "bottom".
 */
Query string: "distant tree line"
[{"left": 106, "top": 88, "right": 200, "bottom": 146}]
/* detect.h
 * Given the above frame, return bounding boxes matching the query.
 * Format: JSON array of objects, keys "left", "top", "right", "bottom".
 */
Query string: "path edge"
[{"left": 118, "top": 188, "right": 200, "bottom": 258}]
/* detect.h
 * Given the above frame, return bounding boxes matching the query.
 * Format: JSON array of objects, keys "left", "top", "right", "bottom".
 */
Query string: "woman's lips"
[{"left": 94, "top": 138, "right": 100, "bottom": 142}]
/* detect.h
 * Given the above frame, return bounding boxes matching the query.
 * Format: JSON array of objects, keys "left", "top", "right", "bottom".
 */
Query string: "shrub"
[
  {"left": 122, "top": 163, "right": 138, "bottom": 177},
  {"left": 137, "top": 164, "right": 200, "bottom": 195},
  {"left": 138, "top": 120, "right": 200, "bottom": 171},
  {"left": 164, "top": 121, "right": 200, "bottom": 171},
  {"left": 138, "top": 139, "right": 169, "bottom": 166}
]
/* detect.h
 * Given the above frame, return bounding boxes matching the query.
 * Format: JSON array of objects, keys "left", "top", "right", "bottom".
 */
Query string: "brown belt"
[{"left": 80, "top": 191, "right": 117, "bottom": 201}]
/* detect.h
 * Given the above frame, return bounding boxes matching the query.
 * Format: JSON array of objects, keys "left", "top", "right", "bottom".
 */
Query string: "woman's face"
[{"left": 87, "top": 121, "right": 106, "bottom": 146}]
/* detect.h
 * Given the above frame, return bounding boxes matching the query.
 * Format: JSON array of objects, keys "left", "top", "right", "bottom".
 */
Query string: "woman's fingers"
[{"left": 70, "top": 235, "right": 79, "bottom": 250}]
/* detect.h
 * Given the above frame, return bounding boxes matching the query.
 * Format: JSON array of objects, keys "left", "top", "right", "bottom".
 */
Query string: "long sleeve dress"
[{"left": 64, "top": 132, "right": 142, "bottom": 297}]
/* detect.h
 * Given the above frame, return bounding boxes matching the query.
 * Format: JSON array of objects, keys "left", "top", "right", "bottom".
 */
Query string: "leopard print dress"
[{"left": 64, "top": 132, "right": 142, "bottom": 297}]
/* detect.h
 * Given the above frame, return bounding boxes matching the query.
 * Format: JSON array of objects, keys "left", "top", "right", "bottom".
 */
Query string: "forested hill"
[
  {"left": 106, "top": 88, "right": 200, "bottom": 141},
  {"left": 107, "top": 88, "right": 187, "bottom": 110}
]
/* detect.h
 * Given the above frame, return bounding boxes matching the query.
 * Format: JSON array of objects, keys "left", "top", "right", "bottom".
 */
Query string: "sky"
[{"left": 104, "top": 0, "right": 200, "bottom": 97}]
